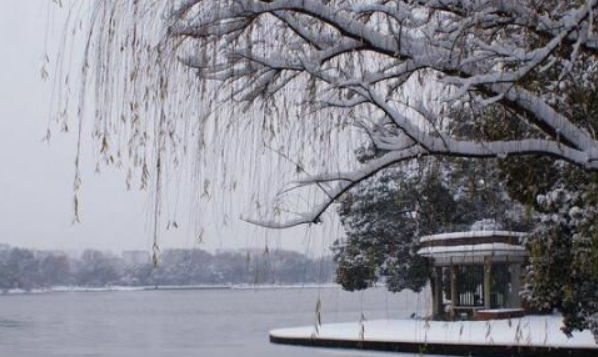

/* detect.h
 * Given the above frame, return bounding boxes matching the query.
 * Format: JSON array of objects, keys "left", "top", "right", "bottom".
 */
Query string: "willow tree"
[{"left": 57, "top": 0, "right": 598, "bottom": 334}]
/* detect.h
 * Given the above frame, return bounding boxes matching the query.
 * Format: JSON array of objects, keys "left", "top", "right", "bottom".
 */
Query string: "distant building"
[{"left": 122, "top": 250, "right": 150, "bottom": 266}]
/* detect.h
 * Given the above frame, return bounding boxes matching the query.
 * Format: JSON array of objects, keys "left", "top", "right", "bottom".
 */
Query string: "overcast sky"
[{"left": 0, "top": 0, "right": 337, "bottom": 257}]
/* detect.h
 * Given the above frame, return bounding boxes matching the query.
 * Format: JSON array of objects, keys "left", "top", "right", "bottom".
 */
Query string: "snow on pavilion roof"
[
  {"left": 419, "top": 230, "right": 526, "bottom": 244},
  {"left": 417, "top": 231, "right": 528, "bottom": 264}
]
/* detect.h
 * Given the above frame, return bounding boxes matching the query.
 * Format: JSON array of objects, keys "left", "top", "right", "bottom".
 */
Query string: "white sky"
[{"left": 0, "top": 0, "right": 339, "bottom": 257}]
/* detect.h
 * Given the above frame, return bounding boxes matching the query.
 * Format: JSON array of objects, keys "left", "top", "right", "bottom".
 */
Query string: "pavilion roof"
[
  {"left": 420, "top": 230, "right": 526, "bottom": 244},
  {"left": 417, "top": 231, "right": 528, "bottom": 265}
]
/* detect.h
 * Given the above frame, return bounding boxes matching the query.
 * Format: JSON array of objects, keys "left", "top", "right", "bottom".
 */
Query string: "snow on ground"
[{"left": 270, "top": 315, "right": 597, "bottom": 348}]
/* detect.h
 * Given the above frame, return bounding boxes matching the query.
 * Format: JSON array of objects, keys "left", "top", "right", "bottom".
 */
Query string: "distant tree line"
[{"left": 0, "top": 245, "right": 334, "bottom": 291}]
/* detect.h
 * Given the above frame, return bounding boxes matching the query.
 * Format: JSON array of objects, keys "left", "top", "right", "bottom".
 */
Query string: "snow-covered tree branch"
[
  {"left": 52, "top": 0, "right": 598, "bottom": 229},
  {"left": 137, "top": 0, "right": 598, "bottom": 228}
]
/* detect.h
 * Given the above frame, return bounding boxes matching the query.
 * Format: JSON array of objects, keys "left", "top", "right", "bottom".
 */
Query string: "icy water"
[{"left": 0, "top": 287, "right": 427, "bottom": 357}]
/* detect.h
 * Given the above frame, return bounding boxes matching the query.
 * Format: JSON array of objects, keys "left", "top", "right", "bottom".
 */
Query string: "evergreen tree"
[
  {"left": 334, "top": 154, "right": 523, "bottom": 293},
  {"left": 334, "top": 151, "right": 525, "bottom": 294},
  {"left": 505, "top": 162, "right": 598, "bottom": 337}
]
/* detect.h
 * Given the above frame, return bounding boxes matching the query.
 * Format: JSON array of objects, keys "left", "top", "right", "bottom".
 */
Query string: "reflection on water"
[{"left": 0, "top": 287, "right": 427, "bottom": 357}]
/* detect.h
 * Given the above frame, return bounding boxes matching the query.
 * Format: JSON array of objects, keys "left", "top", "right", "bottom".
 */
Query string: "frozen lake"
[{"left": 0, "top": 286, "right": 426, "bottom": 357}]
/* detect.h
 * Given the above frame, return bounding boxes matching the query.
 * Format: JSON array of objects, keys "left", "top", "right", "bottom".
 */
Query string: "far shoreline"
[{"left": 0, "top": 283, "right": 346, "bottom": 296}]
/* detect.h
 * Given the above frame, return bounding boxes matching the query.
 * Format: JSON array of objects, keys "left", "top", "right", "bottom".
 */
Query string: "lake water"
[{"left": 0, "top": 287, "right": 428, "bottom": 357}]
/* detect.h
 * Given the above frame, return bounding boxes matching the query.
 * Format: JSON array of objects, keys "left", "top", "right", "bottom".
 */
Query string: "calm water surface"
[{"left": 0, "top": 287, "right": 428, "bottom": 357}]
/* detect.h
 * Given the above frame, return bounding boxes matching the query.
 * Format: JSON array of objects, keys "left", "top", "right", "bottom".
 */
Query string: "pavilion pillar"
[
  {"left": 508, "top": 263, "right": 522, "bottom": 308},
  {"left": 483, "top": 259, "right": 492, "bottom": 309},
  {"left": 432, "top": 267, "right": 442, "bottom": 317},
  {"left": 450, "top": 264, "right": 458, "bottom": 318}
]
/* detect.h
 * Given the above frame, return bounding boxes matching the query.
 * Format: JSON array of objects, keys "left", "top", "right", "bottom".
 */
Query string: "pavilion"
[
  {"left": 417, "top": 230, "right": 528, "bottom": 320},
  {"left": 270, "top": 228, "right": 598, "bottom": 357}
]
